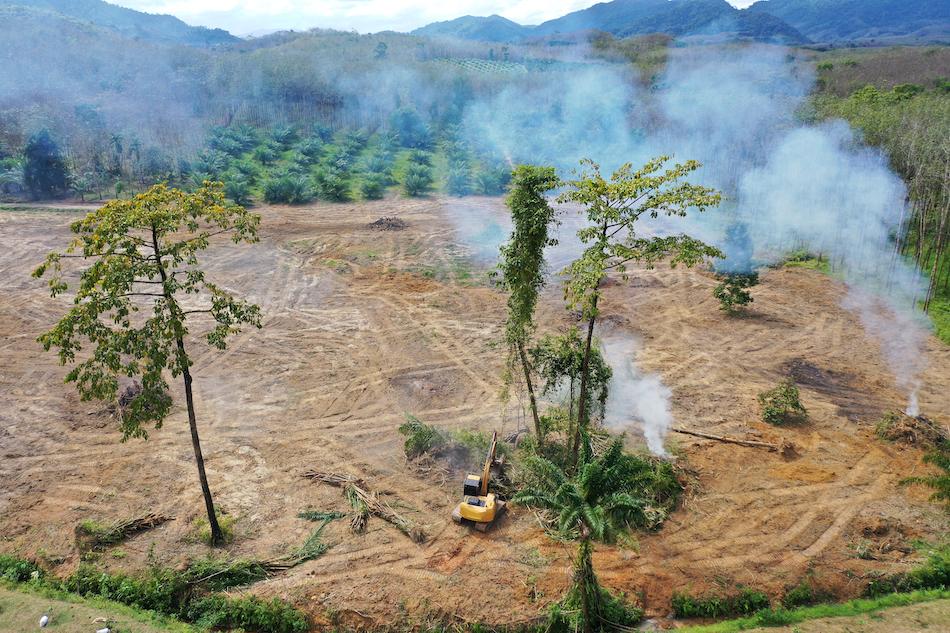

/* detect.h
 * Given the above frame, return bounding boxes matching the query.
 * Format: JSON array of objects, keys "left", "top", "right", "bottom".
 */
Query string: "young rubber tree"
[
  {"left": 559, "top": 158, "right": 723, "bottom": 467},
  {"left": 34, "top": 182, "right": 261, "bottom": 546},
  {"left": 529, "top": 327, "right": 612, "bottom": 445},
  {"left": 514, "top": 439, "right": 648, "bottom": 633},
  {"left": 498, "top": 165, "right": 560, "bottom": 441}
]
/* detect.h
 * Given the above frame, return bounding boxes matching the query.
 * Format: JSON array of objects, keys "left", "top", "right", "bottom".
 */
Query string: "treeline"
[{"left": 813, "top": 77, "right": 950, "bottom": 338}]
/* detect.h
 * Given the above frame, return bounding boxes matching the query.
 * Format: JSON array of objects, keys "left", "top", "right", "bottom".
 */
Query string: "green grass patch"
[
  {"left": 677, "top": 589, "right": 950, "bottom": 632},
  {"left": 672, "top": 588, "right": 771, "bottom": 619}
]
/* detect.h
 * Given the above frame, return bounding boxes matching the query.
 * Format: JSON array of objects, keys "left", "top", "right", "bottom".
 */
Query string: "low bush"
[
  {"left": 548, "top": 583, "right": 643, "bottom": 632},
  {"left": 402, "top": 162, "right": 433, "bottom": 197},
  {"left": 398, "top": 414, "right": 447, "bottom": 458},
  {"left": 190, "top": 511, "right": 236, "bottom": 546},
  {"left": 713, "top": 272, "right": 758, "bottom": 313},
  {"left": 672, "top": 588, "right": 771, "bottom": 618},
  {"left": 865, "top": 544, "right": 950, "bottom": 596},
  {"left": 0, "top": 554, "right": 43, "bottom": 582},
  {"left": 758, "top": 379, "right": 807, "bottom": 425},
  {"left": 263, "top": 173, "right": 313, "bottom": 204}
]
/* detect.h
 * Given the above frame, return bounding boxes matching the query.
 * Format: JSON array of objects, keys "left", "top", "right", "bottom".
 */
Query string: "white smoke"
[{"left": 600, "top": 332, "right": 673, "bottom": 456}]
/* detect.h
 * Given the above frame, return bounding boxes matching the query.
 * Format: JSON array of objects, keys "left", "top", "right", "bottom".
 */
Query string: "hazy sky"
[{"left": 115, "top": 0, "right": 757, "bottom": 36}]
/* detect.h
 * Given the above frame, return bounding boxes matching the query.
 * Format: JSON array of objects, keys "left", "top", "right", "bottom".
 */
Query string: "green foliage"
[
  {"left": 33, "top": 183, "right": 262, "bottom": 439},
  {"left": 389, "top": 107, "right": 431, "bottom": 149},
  {"left": 474, "top": 164, "right": 512, "bottom": 195},
  {"left": 0, "top": 554, "right": 43, "bottom": 583},
  {"left": 781, "top": 579, "right": 830, "bottom": 608},
  {"left": 529, "top": 328, "right": 612, "bottom": 423},
  {"left": 263, "top": 172, "right": 313, "bottom": 204},
  {"left": 671, "top": 588, "right": 771, "bottom": 618},
  {"left": 713, "top": 272, "right": 759, "bottom": 313},
  {"left": 191, "top": 511, "right": 235, "bottom": 546},
  {"left": 677, "top": 588, "right": 950, "bottom": 633},
  {"left": 223, "top": 174, "right": 252, "bottom": 205},
  {"left": 313, "top": 166, "right": 351, "bottom": 201},
  {"left": 864, "top": 543, "right": 950, "bottom": 596},
  {"left": 514, "top": 438, "right": 682, "bottom": 538},
  {"left": 901, "top": 442, "right": 950, "bottom": 510},
  {"left": 359, "top": 174, "right": 386, "bottom": 200},
  {"left": 23, "top": 129, "right": 68, "bottom": 199},
  {"left": 402, "top": 161, "right": 434, "bottom": 197},
  {"left": 184, "top": 556, "right": 268, "bottom": 592},
  {"left": 398, "top": 414, "right": 447, "bottom": 459},
  {"left": 758, "top": 379, "right": 807, "bottom": 425}
]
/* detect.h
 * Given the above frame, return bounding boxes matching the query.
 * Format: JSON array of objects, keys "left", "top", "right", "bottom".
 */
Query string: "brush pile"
[
  {"left": 302, "top": 471, "right": 426, "bottom": 543},
  {"left": 876, "top": 411, "right": 948, "bottom": 447},
  {"left": 367, "top": 216, "right": 408, "bottom": 231},
  {"left": 75, "top": 513, "right": 173, "bottom": 551}
]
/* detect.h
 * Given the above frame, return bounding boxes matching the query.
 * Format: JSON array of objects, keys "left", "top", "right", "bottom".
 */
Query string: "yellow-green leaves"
[
  {"left": 560, "top": 157, "right": 724, "bottom": 319},
  {"left": 34, "top": 182, "right": 262, "bottom": 440}
]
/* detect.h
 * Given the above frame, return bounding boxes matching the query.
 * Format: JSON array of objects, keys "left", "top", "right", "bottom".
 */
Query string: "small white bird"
[
  {"left": 95, "top": 628, "right": 110, "bottom": 633},
  {"left": 39, "top": 613, "right": 49, "bottom": 628}
]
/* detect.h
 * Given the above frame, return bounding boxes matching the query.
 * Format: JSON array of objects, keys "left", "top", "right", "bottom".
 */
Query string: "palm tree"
[
  {"left": 902, "top": 443, "right": 950, "bottom": 510},
  {"left": 513, "top": 438, "right": 649, "bottom": 633}
]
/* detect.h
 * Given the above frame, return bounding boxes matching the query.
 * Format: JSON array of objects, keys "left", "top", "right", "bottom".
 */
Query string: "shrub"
[
  {"left": 185, "top": 556, "right": 268, "bottom": 591},
  {"left": 548, "top": 583, "right": 643, "bottom": 632},
  {"left": 902, "top": 442, "right": 950, "bottom": 510},
  {"left": 313, "top": 167, "right": 351, "bottom": 201},
  {"left": 402, "top": 162, "right": 433, "bottom": 197},
  {"left": 184, "top": 594, "right": 308, "bottom": 633},
  {"left": 263, "top": 173, "right": 312, "bottom": 204},
  {"left": 224, "top": 175, "right": 252, "bottom": 205},
  {"left": 0, "top": 554, "right": 42, "bottom": 582},
  {"left": 758, "top": 379, "right": 807, "bottom": 425},
  {"left": 671, "top": 587, "right": 770, "bottom": 618},
  {"left": 474, "top": 164, "right": 511, "bottom": 195},
  {"left": 713, "top": 271, "right": 759, "bottom": 313},
  {"left": 446, "top": 162, "right": 473, "bottom": 196},
  {"left": 398, "top": 414, "right": 446, "bottom": 458},
  {"left": 865, "top": 544, "right": 950, "bottom": 596},
  {"left": 359, "top": 175, "right": 386, "bottom": 200}
]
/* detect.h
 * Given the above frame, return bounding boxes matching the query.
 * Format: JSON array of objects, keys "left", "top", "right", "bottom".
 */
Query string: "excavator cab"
[{"left": 452, "top": 431, "right": 506, "bottom": 531}]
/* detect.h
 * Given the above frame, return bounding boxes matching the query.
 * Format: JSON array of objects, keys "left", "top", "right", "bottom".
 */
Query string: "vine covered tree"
[
  {"left": 34, "top": 182, "right": 262, "bottom": 545},
  {"left": 559, "top": 158, "right": 722, "bottom": 467},
  {"left": 498, "top": 165, "right": 560, "bottom": 441}
]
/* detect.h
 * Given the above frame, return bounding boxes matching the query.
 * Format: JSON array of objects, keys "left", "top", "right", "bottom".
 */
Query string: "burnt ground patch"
[{"left": 784, "top": 358, "right": 885, "bottom": 423}]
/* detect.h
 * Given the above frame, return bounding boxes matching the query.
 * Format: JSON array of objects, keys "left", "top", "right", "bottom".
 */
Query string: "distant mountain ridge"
[
  {"left": 0, "top": 0, "right": 238, "bottom": 47},
  {"left": 412, "top": 0, "right": 948, "bottom": 45}
]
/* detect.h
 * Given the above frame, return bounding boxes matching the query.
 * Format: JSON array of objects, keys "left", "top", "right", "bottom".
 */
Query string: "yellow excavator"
[{"left": 451, "top": 430, "right": 505, "bottom": 531}]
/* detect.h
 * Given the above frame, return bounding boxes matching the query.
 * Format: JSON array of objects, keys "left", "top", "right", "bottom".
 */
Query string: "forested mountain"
[
  {"left": 414, "top": 0, "right": 948, "bottom": 45},
  {"left": 747, "top": 0, "right": 950, "bottom": 44},
  {"left": 0, "top": 0, "right": 237, "bottom": 47},
  {"left": 412, "top": 15, "right": 534, "bottom": 42}
]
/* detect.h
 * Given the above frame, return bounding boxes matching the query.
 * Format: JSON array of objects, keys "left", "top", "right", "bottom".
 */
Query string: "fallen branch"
[
  {"left": 303, "top": 470, "right": 427, "bottom": 543},
  {"left": 75, "top": 513, "right": 174, "bottom": 551},
  {"left": 671, "top": 427, "right": 779, "bottom": 451}
]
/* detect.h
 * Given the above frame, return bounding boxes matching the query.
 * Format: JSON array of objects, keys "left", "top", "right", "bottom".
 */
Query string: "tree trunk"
[
  {"left": 923, "top": 199, "right": 948, "bottom": 313},
  {"left": 179, "top": 339, "right": 224, "bottom": 546},
  {"left": 151, "top": 225, "right": 224, "bottom": 546},
  {"left": 575, "top": 534, "right": 597, "bottom": 633},
  {"left": 517, "top": 340, "right": 542, "bottom": 443},
  {"left": 572, "top": 309, "right": 598, "bottom": 468}
]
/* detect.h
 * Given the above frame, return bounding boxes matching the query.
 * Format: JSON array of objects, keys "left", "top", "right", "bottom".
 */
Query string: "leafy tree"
[
  {"left": 263, "top": 173, "right": 313, "bottom": 204},
  {"left": 373, "top": 41, "right": 388, "bottom": 59},
  {"left": 498, "top": 165, "right": 559, "bottom": 440},
  {"left": 402, "top": 162, "right": 433, "bottom": 197},
  {"left": 530, "top": 327, "right": 612, "bottom": 442},
  {"left": 558, "top": 158, "right": 722, "bottom": 467},
  {"left": 514, "top": 439, "right": 656, "bottom": 633},
  {"left": 70, "top": 173, "right": 92, "bottom": 202},
  {"left": 33, "top": 182, "right": 262, "bottom": 546},
  {"left": 22, "top": 130, "right": 69, "bottom": 199},
  {"left": 313, "top": 167, "right": 350, "bottom": 202},
  {"left": 359, "top": 175, "right": 386, "bottom": 200}
]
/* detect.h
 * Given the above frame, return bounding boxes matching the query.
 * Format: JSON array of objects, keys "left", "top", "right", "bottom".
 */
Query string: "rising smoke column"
[{"left": 453, "top": 43, "right": 932, "bottom": 451}]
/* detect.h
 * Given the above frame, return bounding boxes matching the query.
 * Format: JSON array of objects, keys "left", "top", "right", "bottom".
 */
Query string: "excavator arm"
[{"left": 480, "top": 431, "right": 498, "bottom": 496}]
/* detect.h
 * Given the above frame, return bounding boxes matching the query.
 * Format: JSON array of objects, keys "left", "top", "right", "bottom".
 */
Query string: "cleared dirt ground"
[{"left": 0, "top": 198, "right": 947, "bottom": 628}]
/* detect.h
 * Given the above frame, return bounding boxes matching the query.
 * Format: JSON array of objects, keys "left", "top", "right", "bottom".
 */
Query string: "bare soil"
[{"left": 0, "top": 197, "right": 947, "bottom": 628}]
